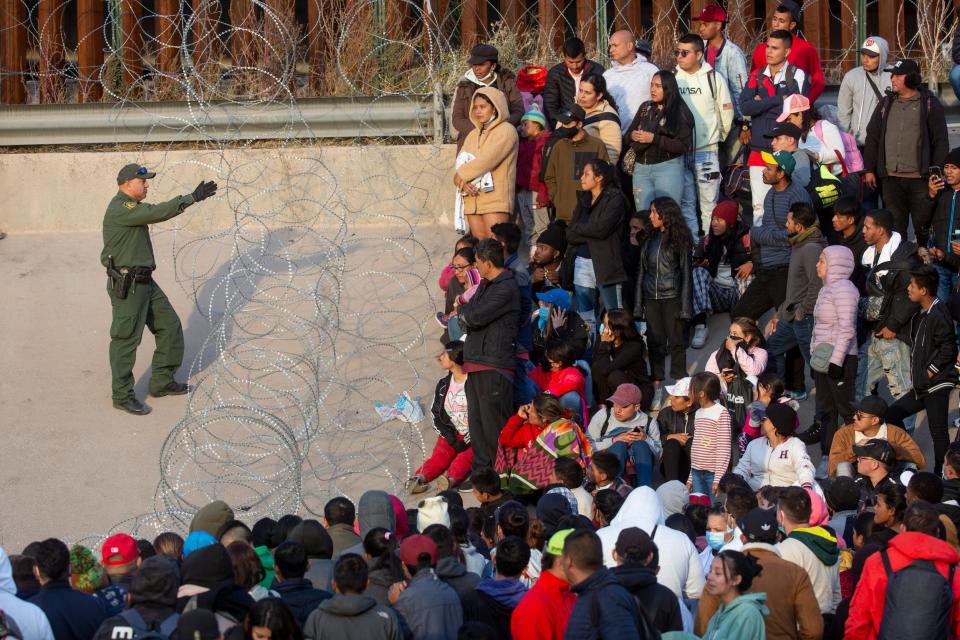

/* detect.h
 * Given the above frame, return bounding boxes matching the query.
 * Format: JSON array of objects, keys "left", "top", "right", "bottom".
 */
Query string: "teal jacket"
[{"left": 702, "top": 592, "right": 768, "bottom": 640}]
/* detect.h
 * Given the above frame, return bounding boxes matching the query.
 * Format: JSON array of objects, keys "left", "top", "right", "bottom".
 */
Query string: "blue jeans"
[
  {"left": 607, "top": 439, "right": 655, "bottom": 488},
  {"left": 856, "top": 335, "right": 916, "bottom": 433},
  {"left": 936, "top": 263, "right": 958, "bottom": 305},
  {"left": 681, "top": 149, "right": 721, "bottom": 236},
  {"left": 951, "top": 65, "right": 960, "bottom": 102},
  {"left": 690, "top": 468, "right": 716, "bottom": 503},
  {"left": 447, "top": 315, "right": 464, "bottom": 341},
  {"left": 632, "top": 156, "right": 685, "bottom": 211},
  {"left": 574, "top": 283, "right": 624, "bottom": 321},
  {"left": 765, "top": 316, "right": 814, "bottom": 387}
]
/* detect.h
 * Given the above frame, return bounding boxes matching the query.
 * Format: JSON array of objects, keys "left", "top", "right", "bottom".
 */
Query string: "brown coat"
[
  {"left": 827, "top": 423, "right": 925, "bottom": 476},
  {"left": 696, "top": 544, "right": 823, "bottom": 640},
  {"left": 451, "top": 67, "right": 524, "bottom": 150},
  {"left": 455, "top": 87, "right": 519, "bottom": 216},
  {"left": 543, "top": 133, "right": 609, "bottom": 222}
]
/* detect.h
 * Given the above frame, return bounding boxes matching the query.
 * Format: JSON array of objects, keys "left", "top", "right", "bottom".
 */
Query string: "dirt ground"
[{"left": 0, "top": 225, "right": 945, "bottom": 552}]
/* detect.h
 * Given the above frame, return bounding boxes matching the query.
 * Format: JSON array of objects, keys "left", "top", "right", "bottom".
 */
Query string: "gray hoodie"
[
  {"left": 0, "top": 548, "right": 55, "bottom": 640},
  {"left": 303, "top": 593, "right": 402, "bottom": 640},
  {"left": 837, "top": 36, "right": 892, "bottom": 146},
  {"left": 338, "top": 491, "right": 396, "bottom": 560}
]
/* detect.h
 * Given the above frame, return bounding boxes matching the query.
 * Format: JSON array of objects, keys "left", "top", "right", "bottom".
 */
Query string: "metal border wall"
[{"left": 0, "top": 94, "right": 443, "bottom": 146}]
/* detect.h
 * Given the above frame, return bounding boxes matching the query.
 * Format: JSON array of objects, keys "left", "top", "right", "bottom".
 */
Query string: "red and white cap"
[
  {"left": 860, "top": 37, "right": 882, "bottom": 57},
  {"left": 101, "top": 533, "right": 139, "bottom": 566},
  {"left": 776, "top": 93, "right": 811, "bottom": 122}
]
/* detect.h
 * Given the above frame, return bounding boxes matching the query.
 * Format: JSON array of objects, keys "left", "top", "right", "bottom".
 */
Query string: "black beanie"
[
  {"left": 945, "top": 147, "right": 960, "bottom": 170},
  {"left": 866, "top": 208, "right": 895, "bottom": 233},
  {"left": 536, "top": 222, "right": 567, "bottom": 254},
  {"left": 766, "top": 401, "right": 798, "bottom": 437}
]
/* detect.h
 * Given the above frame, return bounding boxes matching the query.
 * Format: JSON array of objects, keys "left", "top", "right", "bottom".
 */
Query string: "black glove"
[
  {"left": 452, "top": 438, "right": 469, "bottom": 453},
  {"left": 192, "top": 180, "right": 218, "bottom": 203},
  {"left": 828, "top": 363, "right": 844, "bottom": 380}
]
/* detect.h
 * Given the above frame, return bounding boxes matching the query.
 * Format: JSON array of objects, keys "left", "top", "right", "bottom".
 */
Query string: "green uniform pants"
[{"left": 108, "top": 279, "right": 184, "bottom": 402}]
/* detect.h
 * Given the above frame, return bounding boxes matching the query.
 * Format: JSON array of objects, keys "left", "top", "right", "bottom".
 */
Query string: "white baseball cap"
[
  {"left": 860, "top": 37, "right": 882, "bottom": 57},
  {"left": 664, "top": 377, "right": 692, "bottom": 397}
]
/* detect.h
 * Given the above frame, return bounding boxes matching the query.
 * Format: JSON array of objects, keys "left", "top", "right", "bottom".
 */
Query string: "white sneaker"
[{"left": 691, "top": 324, "right": 709, "bottom": 349}]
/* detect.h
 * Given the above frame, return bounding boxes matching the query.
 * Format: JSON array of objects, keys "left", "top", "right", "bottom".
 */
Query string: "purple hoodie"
[{"left": 812, "top": 245, "right": 860, "bottom": 364}]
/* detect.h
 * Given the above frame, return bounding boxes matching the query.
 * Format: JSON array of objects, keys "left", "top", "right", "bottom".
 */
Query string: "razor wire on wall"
[{"left": 1, "top": 0, "right": 956, "bottom": 105}]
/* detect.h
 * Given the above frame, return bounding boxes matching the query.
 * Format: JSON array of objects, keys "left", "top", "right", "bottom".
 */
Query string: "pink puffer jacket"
[{"left": 812, "top": 245, "right": 860, "bottom": 366}]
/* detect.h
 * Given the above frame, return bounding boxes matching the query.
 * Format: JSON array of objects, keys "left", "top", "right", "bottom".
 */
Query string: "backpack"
[
  {"left": 805, "top": 155, "right": 842, "bottom": 212},
  {"left": 588, "top": 573, "right": 662, "bottom": 640},
  {"left": 113, "top": 610, "right": 180, "bottom": 640},
  {"left": 877, "top": 549, "right": 956, "bottom": 640},
  {"left": 813, "top": 120, "right": 864, "bottom": 173}
]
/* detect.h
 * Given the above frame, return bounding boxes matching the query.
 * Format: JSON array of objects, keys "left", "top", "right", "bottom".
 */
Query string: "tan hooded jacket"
[{"left": 456, "top": 87, "right": 519, "bottom": 216}]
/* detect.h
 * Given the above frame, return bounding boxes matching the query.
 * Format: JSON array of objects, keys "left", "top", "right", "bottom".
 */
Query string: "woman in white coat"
[{"left": 733, "top": 401, "right": 816, "bottom": 491}]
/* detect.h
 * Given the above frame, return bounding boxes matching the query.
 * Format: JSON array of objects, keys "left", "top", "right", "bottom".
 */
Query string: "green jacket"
[
  {"left": 100, "top": 191, "right": 194, "bottom": 269},
  {"left": 702, "top": 592, "right": 768, "bottom": 640}
]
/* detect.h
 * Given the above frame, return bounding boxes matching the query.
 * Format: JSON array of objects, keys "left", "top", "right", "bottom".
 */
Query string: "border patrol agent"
[{"left": 102, "top": 164, "right": 218, "bottom": 415}]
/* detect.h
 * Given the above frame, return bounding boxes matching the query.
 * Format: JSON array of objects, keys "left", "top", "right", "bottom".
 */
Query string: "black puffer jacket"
[
  {"left": 543, "top": 59, "right": 605, "bottom": 127},
  {"left": 623, "top": 100, "right": 694, "bottom": 165},
  {"left": 907, "top": 299, "right": 959, "bottom": 395},
  {"left": 864, "top": 238, "right": 920, "bottom": 342},
  {"left": 563, "top": 188, "right": 629, "bottom": 287},
  {"left": 458, "top": 269, "right": 521, "bottom": 370},
  {"left": 430, "top": 374, "right": 469, "bottom": 449},
  {"left": 634, "top": 230, "right": 693, "bottom": 319},
  {"left": 656, "top": 404, "right": 696, "bottom": 438}
]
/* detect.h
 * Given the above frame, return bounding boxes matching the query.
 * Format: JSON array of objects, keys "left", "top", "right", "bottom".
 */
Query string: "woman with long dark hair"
[
  {"left": 242, "top": 598, "right": 303, "bottom": 640},
  {"left": 623, "top": 71, "right": 694, "bottom": 212},
  {"left": 563, "top": 158, "right": 629, "bottom": 330},
  {"left": 634, "top": 197, "right": 693, "bottom": 405},
  {"left": 579, "top": 73, "right": 622, "bottom": 162},
  {"left": 591, "top": 308, "right": 654, "bottom": 412}
]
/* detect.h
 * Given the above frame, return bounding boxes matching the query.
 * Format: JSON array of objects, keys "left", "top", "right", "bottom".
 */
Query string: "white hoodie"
[
  {"left": 675, "top": 62, "right": 734, "bottom": 150},
  {"left": 733, "top": 435, "right": 816, "bottom": 491},
  {"left": 0, "top": 548, "right": 55, "bottom": 640},
  {"left": 604, "top": 55, "right": 659, "bottom": 134},
  {"left": 596, "top": 486, "right": 706, "bottom": 599}
]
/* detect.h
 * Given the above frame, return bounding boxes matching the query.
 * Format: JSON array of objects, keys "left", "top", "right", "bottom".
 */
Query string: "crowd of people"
[{"left": 8, "top": 1, "right": 960, "bottom": 639}]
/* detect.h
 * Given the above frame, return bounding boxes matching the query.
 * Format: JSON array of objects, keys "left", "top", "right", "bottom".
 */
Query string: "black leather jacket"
[
  {"left": 458, "top": 269, "right": 521, "bottom": 370},
  {"left": 634, "top": 231, "right": 693, "bottom": 319}
]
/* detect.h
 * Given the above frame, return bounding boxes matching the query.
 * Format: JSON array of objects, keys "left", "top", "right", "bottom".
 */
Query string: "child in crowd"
[
  {"left": 586, "top": 450, "right": 632, "bottom": 499},
  {"left": 585, "top": 383, "right": 662, "bottom": 488},
  {"left": 471, "top": 467, "right": 515, "bottom": 521},
  {"left": 515, "top": 104, "right": 552, "bottom": 258},
  {"left": 739, "top": 372, "right": 797, "bottom": 454},
  {"left": 687, "top": 372, "right": 731, "bottom": 502},
  {"left": 552, "top": 456, "right": 593, "bottom": 518}
]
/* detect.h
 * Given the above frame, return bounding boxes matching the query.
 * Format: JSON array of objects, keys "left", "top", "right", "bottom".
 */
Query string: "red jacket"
[
  {"left": 845, "top": 531, "right": 960, "bottom": 640},
  {"left": 516, "top": 131, "right": 551, "bottom": 207},
  {"left": 750, "top": 35, "right": 824, "bottom": 102},
  {"left": 499, "top": 414, "right": 546, "bottom": 449},
  {"left": 510, "top": 569, "right": 576, "bottom": 640}
]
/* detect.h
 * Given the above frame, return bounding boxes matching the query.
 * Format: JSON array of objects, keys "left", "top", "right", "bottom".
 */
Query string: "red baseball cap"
[
  {"left": 101, "top": 533, "right": 139, "bottom": 566},
  {"left": 399, "top": 534, "right": 438, "bottom": 567},
  {"left": 692, "top": 4, "right": 727, "bottom": 22}
]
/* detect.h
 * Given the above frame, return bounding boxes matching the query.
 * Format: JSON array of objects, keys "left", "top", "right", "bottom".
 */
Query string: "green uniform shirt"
[{"left": 100, "top": 191, "right": 195, "bottom": 269}]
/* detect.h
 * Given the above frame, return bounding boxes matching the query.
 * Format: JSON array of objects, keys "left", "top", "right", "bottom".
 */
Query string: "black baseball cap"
[
  {"left": 117, "top": 163, "right": 155, "bottom": 185},
  {"left": 468, "top": 44, "right": 499, "bottom": 65},
  {"left": 764, "top": 122, "right": 803, "bottom": 140},
  {"left": 737, "top": 507, "right": 778, "bottom": 544},
  {"left": 825, "top": 476, "right": 861, "bottom": 513},
  {"left": 885, "top": 59, "right": 919, "bottom": 76},
  {"left": 853, "top": 438, "right": 896, "bottom": 466},
  {"left": 556, "top": 105, "right": 586, "bottom": 124},
  {"left": 854, "top": 395, "right": 888, "bottom": 420},
  {"left": 177, "top": 609, "right": 220, "bottom": 640}
]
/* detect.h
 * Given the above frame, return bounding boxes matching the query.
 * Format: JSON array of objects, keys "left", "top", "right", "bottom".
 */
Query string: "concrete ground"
[{"left": 0, "top": 224, "right": 952, "bottom": 552}]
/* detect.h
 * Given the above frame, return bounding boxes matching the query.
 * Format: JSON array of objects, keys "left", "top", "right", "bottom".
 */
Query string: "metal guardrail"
[{"left": 0, "top": 93, "right": 445, "bottom": 146}]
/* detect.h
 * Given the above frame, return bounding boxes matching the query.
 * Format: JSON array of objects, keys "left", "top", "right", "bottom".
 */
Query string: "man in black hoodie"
[
  {"left": 459, "top": 238, "right": 522, "bottom": 472},
  {"left": 830, "top": 196, "right": 868, "bottom": 294},
  {"left": 93, "top": 557, "right": 180, "bottom": 640},
  {"left": 272, "top": 541, "right": 333, "bottom": 626},
  {"left": 862, "top": 58, "right": 948, "bottom": 246},
  {"left": 610, "top": 527, "right": 683, "bottom": 634},
  {"left": 884, "top": 265, "right": 958, "bottom": 476}
]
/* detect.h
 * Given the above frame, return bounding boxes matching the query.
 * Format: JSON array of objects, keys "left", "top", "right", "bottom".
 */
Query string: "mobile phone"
[
  {"left": 931, "top": 166, "right": 944, "bottom": 180},
  {"left": 632, "top": 425, "right": 645, "bottom": 434}
]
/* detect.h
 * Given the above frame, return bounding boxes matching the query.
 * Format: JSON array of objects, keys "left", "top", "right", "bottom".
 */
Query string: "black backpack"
[
  {"left": 877, "top": 549, "right": 956, "bottom": 640},
  {"left": 113, "top": 610, "right": 180, "bottom": 640}
]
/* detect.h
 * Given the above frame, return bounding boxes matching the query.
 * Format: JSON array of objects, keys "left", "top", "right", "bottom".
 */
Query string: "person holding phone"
[
  {"left": 705, "top": 318, "right": 768, "bottom": 382},
  {"left": 585, "top": 383, "right": 662, "bottom": 488},
  {"left": 925, "top": 148, "right": 960, "bottom": 303}
]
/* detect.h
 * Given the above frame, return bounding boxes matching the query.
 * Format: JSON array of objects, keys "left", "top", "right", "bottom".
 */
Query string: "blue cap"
[
  {"left": 183, "top": 531, "right": 216, "bottom": 557},
  {"left": 536, "top": 288, "right": 571, "bottom": 311}
]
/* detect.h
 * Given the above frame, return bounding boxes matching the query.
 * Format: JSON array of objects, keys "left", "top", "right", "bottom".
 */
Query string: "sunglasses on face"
[{"left": 674, "top": 49, "right": 692, "bottom": 58}]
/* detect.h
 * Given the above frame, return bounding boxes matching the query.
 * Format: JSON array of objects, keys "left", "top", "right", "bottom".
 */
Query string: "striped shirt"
[{"left": 690, "top": 403, "right": 732, "bottom": 477}]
